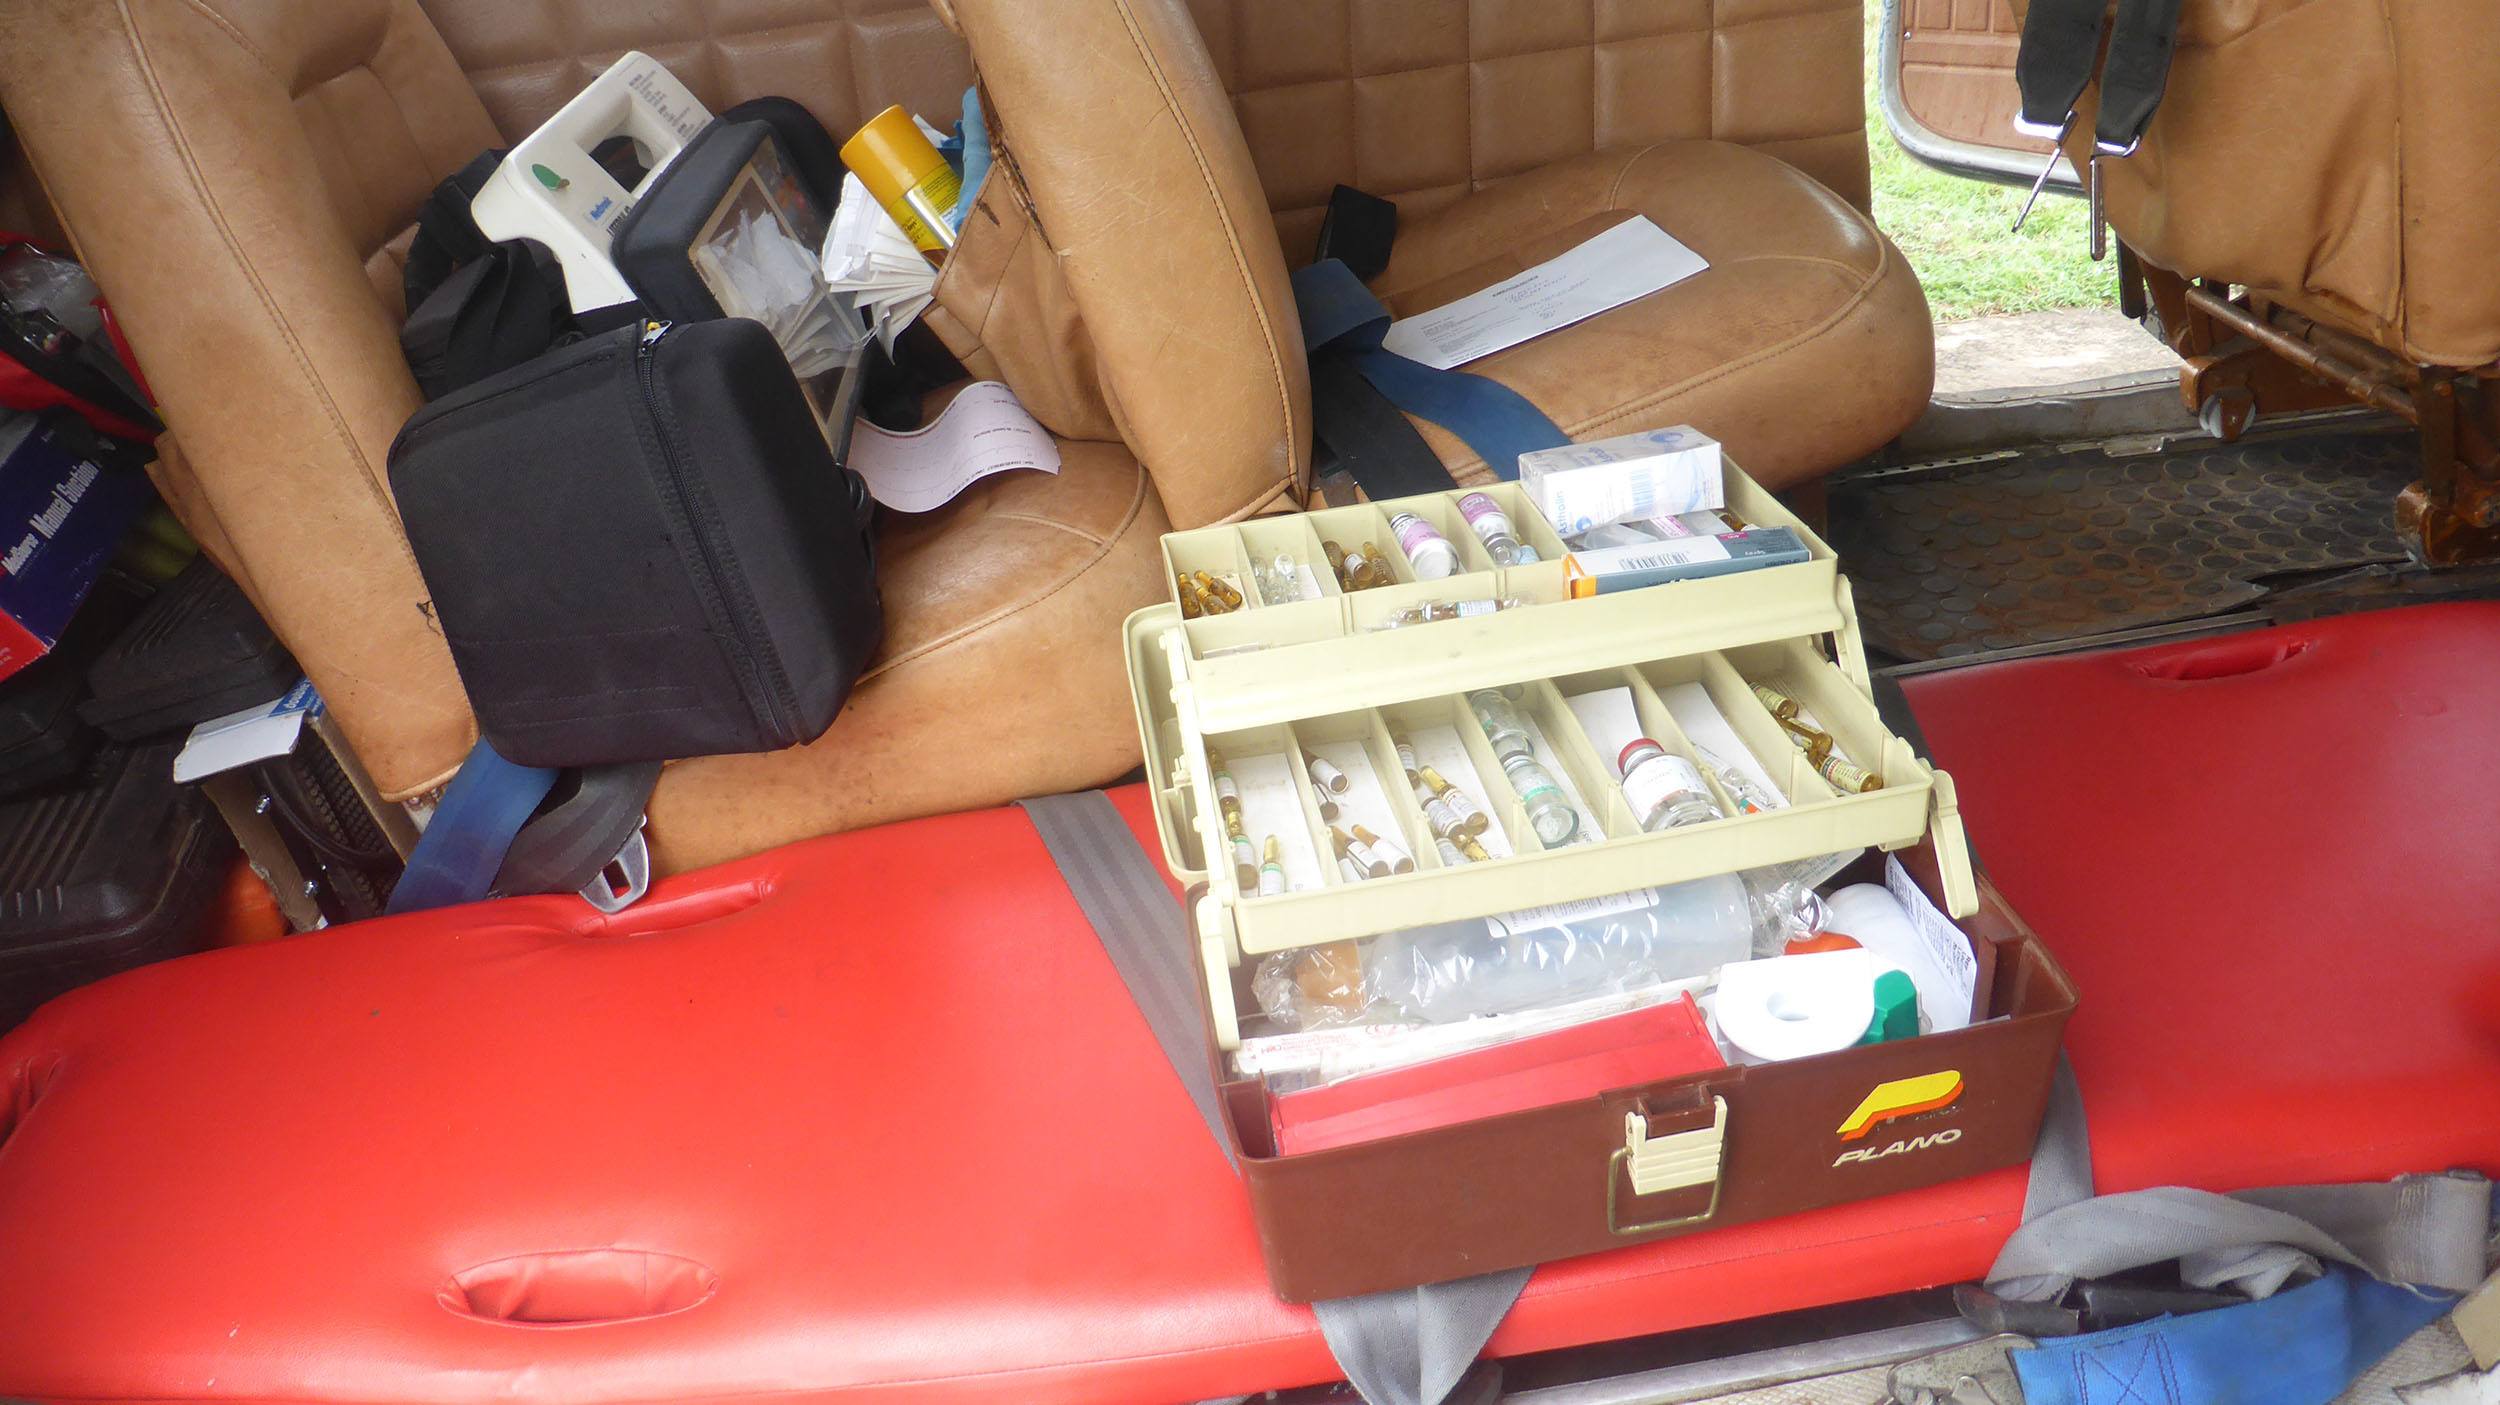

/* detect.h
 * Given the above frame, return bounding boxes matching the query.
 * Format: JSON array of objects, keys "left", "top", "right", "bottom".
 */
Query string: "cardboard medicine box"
[{"left": 0, "top": 413, "right": 148, "bottom": 684}]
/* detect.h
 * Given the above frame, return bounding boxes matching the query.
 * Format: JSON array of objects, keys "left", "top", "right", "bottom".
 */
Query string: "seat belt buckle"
[
  {"left": 1885, "top": 1332, "right": 2035, "bottom": 1405},
  {"left": 576, "top": 821, "right": 652, "bottom": 913},
  {"left": 2010, "top": 114, "right": 2075, "bottom": 235}
]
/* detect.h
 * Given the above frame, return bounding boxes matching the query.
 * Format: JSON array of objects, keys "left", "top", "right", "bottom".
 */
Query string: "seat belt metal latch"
[
  {"left": 1608, "top": 1096, "right": 1728, "bottom": 1237},
  {"left": 2009, "top": 115, "right": 2074, "bottom": 235},
  {"left": 577, "top": 822, "right": 652, "bottom": 913}
]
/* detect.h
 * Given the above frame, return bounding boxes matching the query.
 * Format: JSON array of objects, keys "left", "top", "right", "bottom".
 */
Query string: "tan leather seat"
[
  {"left": 945, "top": 0, "right": 1934, "bottom": 496},
  {"left": 0, "top": 0, "right": 1168, "bottom": 874},
  {"left": 2005, "top": 0, "right": 2500, "bottom": 559}
]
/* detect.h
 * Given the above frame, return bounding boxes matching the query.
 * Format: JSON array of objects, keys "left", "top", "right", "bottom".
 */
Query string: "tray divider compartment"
[
  {"left": 1275, "top": 722, "right": 1347, "bottom": 892},
  {"left": 1379, "top": 700, "right": 1522, "bottom": 862},
  {"left": 1604, "top": 667, "right": 1743, "bottom": 823},
  {"left": 1726, "top": 640, "right": 1916, "bottom": 799},
  {"left": 1237, "top": 517, "right": 1342, "bottom": 605},
  {"left": 1510, "top": 681, "right": 1633, "bottom": 842},
  {"left": 1304, "top": 505, "right": 1410, "bottom": 588},
  {"left": 1165, "top": 525, "right": 1261, "bottom": 613},
  {"left": 1290, "top": 712, "right": 1426, "bottom": 880},
  {"left": 1443, "top": 695, "right": 1544, "bottom": 855},
  {"left": 1360, "top": 710, "right": 1447, "bottom": 871},
  {"left": 1387, "top": 493, "right": 1491, "bottom": 576},
  {"left": 1685, "top": 653, "right": 1836, "bottom": 807}
]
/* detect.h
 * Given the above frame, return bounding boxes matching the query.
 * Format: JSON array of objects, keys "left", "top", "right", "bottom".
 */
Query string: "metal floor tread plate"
[{"left": 1829, "top": 429, "right": 2418, "bottom": 660}]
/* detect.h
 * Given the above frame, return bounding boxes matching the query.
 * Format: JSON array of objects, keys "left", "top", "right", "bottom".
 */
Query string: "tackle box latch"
[{"left": 1610, "top": 1096, "right": 1728, "bottom": 1236}]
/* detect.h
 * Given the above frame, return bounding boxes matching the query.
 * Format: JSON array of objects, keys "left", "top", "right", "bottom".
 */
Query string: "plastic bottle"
[
  {"left": 1617, "top": 738, "right": 1724, "bottom": 831},
  {"left": 1466, "top": 689, "right": 1534, "bottom": 761},
  {"left": 1389, "top": 512, "right": 1460, "bottom": 579},
  {"left": 1361, "top": 875, "right": 1755, "bottom": 1022},
  {"left": 1457, "top": 492, "right": 1539, "bottom": 566},
  {"left": 1500, "top": 751, "right": 1581, "bottom": 847}
]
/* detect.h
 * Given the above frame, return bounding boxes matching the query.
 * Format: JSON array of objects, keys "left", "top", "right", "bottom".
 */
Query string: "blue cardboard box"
[{"left": 0, "top": 413, "right": 148, "bottom": 682}]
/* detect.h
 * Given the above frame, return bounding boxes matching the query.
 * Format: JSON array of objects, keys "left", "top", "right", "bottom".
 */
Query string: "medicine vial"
[
  {"left": 1338, "top": 854, "right": 1367, "bottom": 884},
  {"left": 1322, "top": 538, "right": 1352, "bottom": 590},
  {"left": 1618, "top": 738, "right": 1723, "bottom": 831},
  {"left": 1456, "top": 833, "right": 1494, "bottom": 863},
  {"left": 1695, "top": 745, "right": 1780, "bottom": 814},
  {"left": 1417, "top": 765, "right": 1490, "bottom": 835},
  {"left": 1389, "top": 511, "right": 1460, "bottom": 579},
  {"left": 1457, "top": 492, "right": 1537, "bottom": 566},
  {"left": 1330, "top": 824, "right": 1389, "bottom": 879},
  {"left": 1352, "top": 823, "right": 1415, "bottom": 874},
  {"left": 1214, "top": 766, "right": 1242, "bottom": 822},
  {"left": 1392, "top": 735, "right": 1422, "bottom": 779},
  {"left": 1466, "top": 689, "right": 1533, "bottom": 761},
  {"left": 1352, "top": 541, "right": 1393, "bottom": 589},
  {"left": 1414, "top": 780, "right": 1462, "bottom": 838},
  {"left": 1500, "top": 751, "right": 1581, "bottom": 847},
  {"left": 1307, "top": 756, "right": 1350, "bottom": 794},
  {"left": 1436, "top": 837, "right": 1468, "bottom": 867},
  {"left": 1193, "top": 569, "right": 1243, "bottom": 610},
  {"left": 1258, "top": 835, "right": 1287, "bottom": 896}
]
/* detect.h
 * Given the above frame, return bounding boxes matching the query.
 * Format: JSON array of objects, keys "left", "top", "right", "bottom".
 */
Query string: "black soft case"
[{"left": 387, "top": 317, "right": 881, "bottom": 768}]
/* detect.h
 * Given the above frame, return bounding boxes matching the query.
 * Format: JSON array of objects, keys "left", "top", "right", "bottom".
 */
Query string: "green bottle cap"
[{"left": 1858, "top": 970, "right": 1921, "bottom": 1045}]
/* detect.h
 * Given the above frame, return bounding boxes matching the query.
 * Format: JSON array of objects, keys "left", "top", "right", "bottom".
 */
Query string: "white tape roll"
[{"left": 1713, "top": 949, "right": 1888, "bottom": 1062}]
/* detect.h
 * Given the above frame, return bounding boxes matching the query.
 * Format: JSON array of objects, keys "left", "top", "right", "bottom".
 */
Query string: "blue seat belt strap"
[
  {"left": 2012, "top": 1267, "right": 2456, "bottom": 1405},
  {"left": 1292, "top": 259, "right": 1567, "bottom": 481},
  {"left": 386, "top": 738, "right": 560, "bottom": 914}
]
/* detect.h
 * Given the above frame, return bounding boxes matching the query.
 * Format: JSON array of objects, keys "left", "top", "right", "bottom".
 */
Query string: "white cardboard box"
[{"left": 1518, "top": 425, "right": 1724, "bottom": 537}]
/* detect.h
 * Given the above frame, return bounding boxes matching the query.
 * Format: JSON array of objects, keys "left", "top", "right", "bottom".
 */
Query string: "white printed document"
[
  {"left": 1381, "top": 216, "right": 1708, "bottom": 370},
  {"left": 847, "top": 381, "right": 1060, "bottom": 513}
]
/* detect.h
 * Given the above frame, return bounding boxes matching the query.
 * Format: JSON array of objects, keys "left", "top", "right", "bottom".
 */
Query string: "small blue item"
[
  {"left": 2011, "top": 1268, "right": 2455, "bottom": 1405},
  {"left": 949, "top": 85, "right": 991, "bottom": 225},
  {"left": 1292, "top": 258, "right": 1568, "bottom": 480}
]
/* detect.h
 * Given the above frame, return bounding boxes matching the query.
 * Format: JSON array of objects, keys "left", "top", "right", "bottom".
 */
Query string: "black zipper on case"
[{"left": 636, "top": 322, "right": 802, "bottom": 747}]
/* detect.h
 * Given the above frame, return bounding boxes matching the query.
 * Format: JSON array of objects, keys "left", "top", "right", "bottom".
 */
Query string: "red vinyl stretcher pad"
[{"left": 4, "top": 602, "right": 2499, "bottom": 1404}]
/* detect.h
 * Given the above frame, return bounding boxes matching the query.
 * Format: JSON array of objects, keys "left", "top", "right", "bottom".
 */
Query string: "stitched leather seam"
[
  {"left": 169, "top": 0, "right": 280, "bottom": 85},
  {"left": 122, "top": 0, "right": 475, "bottom": 797},
  {"left": 858, "top": 464, "right": 1149, "bottom": 683},
  {"left": 1102, "top": 0, "right": 1303, "bottom": 482},
  {"left": 992, "top": 509, "right": 1112, "bottom": 547}
]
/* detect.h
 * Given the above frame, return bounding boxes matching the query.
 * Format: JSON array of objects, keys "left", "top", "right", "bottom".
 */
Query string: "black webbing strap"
[
  {"left": 1305, "top": 185, "right": 1459, "bottom": 502},
  {"left": 2015, "top": 0, "right": 2184, "bottom": 153},
  {"left": 1016, "top": 790, "right": 1528, "bottom": 1405},
  {"left": 1310, "top": 360, "right": 1463, "bottom": 501},
  {"left": 2014, "top": 0, "right": 2105, "bottom": 132},
  {"left": 2094, "top": 0, "right": 2187, "bottom": 154}
]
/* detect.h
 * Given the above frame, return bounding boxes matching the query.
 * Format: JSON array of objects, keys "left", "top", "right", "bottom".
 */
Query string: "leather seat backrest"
[
  {"left": 945, "top": 0, "right": 1310, "bottom": 525},
  {"left": 0, "top": 0, "right": 498, "bottom": 800},
  {"left": 418, "top": 0, "right": 977, "bottom": 158}
]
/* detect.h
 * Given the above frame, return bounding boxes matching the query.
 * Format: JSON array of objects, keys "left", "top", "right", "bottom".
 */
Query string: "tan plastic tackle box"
[{"left": 1123, "top": 465, "right": 2077, "bottom": 1303}]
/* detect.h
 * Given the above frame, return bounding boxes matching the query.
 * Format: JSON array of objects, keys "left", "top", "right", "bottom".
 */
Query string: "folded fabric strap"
[
  {"left": 385, "top": 739, "right": 559, "bottom": 915},
  {"left": 2012, "top": 1266, "right": 2459, "bottom": 1405},
  {"left": 1017, "top": 791, "right": 1528, "bottom": 1405},
  {"left": 1293, "top": 259, "right": 1567, "bottom": 485},
  {"left": 1991, "top": 1056, "right": 2491, "bottom": 1304}
]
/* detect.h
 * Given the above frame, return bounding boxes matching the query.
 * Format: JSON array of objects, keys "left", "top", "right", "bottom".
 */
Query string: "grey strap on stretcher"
[
  {"left": 1018, "top": 791, "right": 1529, "bottom": 1405},
  {"left": 1987, "top": 1055, "right": 2491, "bottom": 1303}
]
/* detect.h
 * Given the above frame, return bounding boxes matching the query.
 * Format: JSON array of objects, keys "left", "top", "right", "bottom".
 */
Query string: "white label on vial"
[
  {"left": 1490, "top": 887, "right": 1660, "bottom": 938},
  {"left": 1339, "top": 855, "right": 1367, "bottom": 883},
  {"left": 1215, "top": 773, "right": 1240, "bottom": 803},
  {"left": 1346, "top": 838, "right": 1385, "bottom": 874},
  {"left": 1309, "top": 757, "right": 1350, "bottom": 794},
  {"left": 1437, "top": 838, "right": 1467, "bottom": 866},
  {"left": 1258, "top": 864, "right": 1286, "bottom": 897},
  {"left": 1397, "top": 743, "right": 1421, "bottom": 775},
  {"left": 1622, "top": 753, "right": 1708, "bottom": 820},
  {"left": 1454, "top": 598, "right": 1500, "bottom": 619}
]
